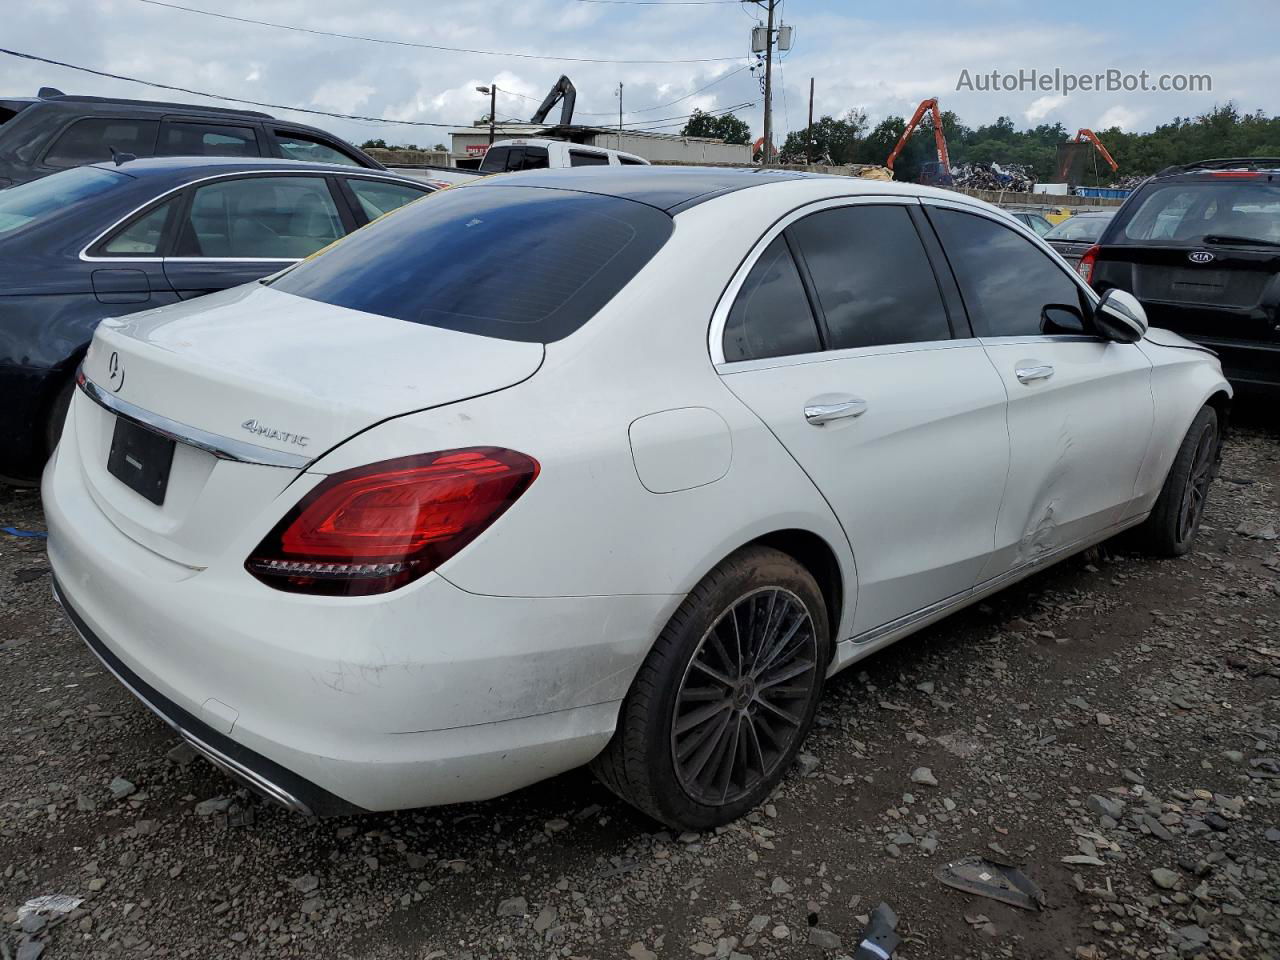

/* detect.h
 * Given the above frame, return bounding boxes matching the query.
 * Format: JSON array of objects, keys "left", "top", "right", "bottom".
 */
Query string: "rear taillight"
[
  {"left": 1077, "top": 244, "right": 1099, "bottom": 286},
  {"left": 246, "top": 447, "right": 538, "bottom": 596}
]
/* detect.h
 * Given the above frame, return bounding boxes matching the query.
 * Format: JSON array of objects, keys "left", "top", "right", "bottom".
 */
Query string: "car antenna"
[{"left": 108, "top": 146, "right": 137, "bottom": 166}]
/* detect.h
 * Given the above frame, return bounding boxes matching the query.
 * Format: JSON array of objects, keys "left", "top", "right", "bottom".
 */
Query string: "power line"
[
  {"left": 576, "top": 64, "right": 751, "bottom": 116},
  {"left": 572, "top": 0, "right": 743, "bottom": 4},
  {"left": 0, "top": 47, "right": 463, "bottom": 128},
  {"left": 0, "top": 47, "right": 755, "bottom": 138},
  {"left": 619, "top": 101, "right": 754, "bottom": 127},
  {"left": 134, "top": 0, "right": 743, "bottom": 64},
  {"left": 630, "top": 101, "right": 759, "bottom": 132},
  {"left": 474, "top": 67, "right": 752, "bottom": 119}
]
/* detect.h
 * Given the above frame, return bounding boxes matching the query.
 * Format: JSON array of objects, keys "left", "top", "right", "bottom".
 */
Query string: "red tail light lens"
[
  {"left": 246, "top": 447, "right": 539, "bottom": 596},
  {"left": 1077, "top": 243, "right": 1100, "bottom": 286}
]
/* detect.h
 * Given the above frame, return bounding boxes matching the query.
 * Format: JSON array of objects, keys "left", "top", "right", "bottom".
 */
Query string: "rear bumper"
[
  {"left": 54, "top": 578, "right": 359, "bottom": 817},
  {"left": 43, "top": 421, "right": 679, "bottom": 813}
]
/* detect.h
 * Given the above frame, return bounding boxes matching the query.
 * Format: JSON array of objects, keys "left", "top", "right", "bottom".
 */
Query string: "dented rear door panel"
[{"left": 977, "top": 337, "right": 1153, "bottom": 583}]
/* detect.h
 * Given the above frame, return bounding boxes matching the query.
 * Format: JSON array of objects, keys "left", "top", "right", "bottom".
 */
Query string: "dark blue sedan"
[{"left": 0, "top": 156, "right": 436, "bottom": 482}]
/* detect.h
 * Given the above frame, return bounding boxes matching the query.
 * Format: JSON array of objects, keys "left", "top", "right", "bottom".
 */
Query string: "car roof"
[
  {"left": 10, "top": 93, "right": 271, "bottom": 120},
  {"left": 479, "top": 165, "right": 846, "bottom": 213},
  {"left": 1154, "top": 157, "right": 1280, "bottom": 179},
  {"left": 85, "top": 155, "right": 417, "bottom": 182},
  {"left": 477, "top": 165, "right": 997, "bottom": 216}
]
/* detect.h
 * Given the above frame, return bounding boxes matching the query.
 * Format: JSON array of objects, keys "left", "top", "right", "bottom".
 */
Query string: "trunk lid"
[
  {"left": 1049, "top": 239, "right": 1093, "bottom": 265},
  {"left": 75, "top": 282, "right": 544, "bottom": 567},
  {"left": 1096, "top": 242, "right": 1280, "bottom": 343}
]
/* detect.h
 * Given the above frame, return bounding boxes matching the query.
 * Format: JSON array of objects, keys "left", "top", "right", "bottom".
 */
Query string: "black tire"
[
  {"left": 44, "top": 376, "right": 76, "bottom": 461},
  {"left": 591, "top": 545, "right": 832, "bottom": 830},
  {"left": 1137, "top": 405, "right": 1219, "bottom": 557}
]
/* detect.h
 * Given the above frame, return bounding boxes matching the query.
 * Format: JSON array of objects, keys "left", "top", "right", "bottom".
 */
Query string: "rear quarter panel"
[{"left": 292, "top": 190, "right": 859, "bottom": 638}]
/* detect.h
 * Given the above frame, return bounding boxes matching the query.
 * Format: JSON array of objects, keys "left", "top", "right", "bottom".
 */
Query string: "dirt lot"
[{"left": 2, "top": 413, "right": 1277, "bottom": 960}]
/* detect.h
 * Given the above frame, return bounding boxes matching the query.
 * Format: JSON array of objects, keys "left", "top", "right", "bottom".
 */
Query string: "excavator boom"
[
  {"left": 530, "top": 75, "right": 577, "bottom": 127},
  {"left": 1072, "top": 128, "right": 1118, "bottom": 174},
  {"left": 886, "top": 98, "right": 950, "bottom": 176}
]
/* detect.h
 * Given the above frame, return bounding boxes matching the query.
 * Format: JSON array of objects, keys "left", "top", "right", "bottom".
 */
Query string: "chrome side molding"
[{"left": 78, "top": 374, "right": 311, "bottom": 470}]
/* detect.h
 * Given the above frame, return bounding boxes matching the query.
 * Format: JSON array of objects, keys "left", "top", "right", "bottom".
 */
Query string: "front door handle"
[
  {"left": 1015, "top": 363, "right": 1055, "bottom": 384},
  {"left": 804, "top": 395, "right": 868, "bottom": 425}
]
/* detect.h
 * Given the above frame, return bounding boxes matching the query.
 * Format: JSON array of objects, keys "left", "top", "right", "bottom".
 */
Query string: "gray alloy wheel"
[
  {"left": 1138, "top": 404, "right": 1220, "bottom": 557},
  {"left": 670, "top": 586, "right": 819, "bottom": 806},
  {"left": 1176, "top": 417, "right": 1217, "bottom": 545},
  {"left": 591, "top": 545, "right": 831, "bottom": 830}
]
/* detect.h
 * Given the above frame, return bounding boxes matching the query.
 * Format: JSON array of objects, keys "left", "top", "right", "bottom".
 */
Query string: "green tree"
[
  {"left": 734, "top": 99, "right": 1280, "bottom": 183},
  {"left": 680, "top": 109, "right": 752, "bottom": 145},
  {"left": 360, "top": 138, "right": 388, "bottom": 149},
  {"left": 781, "top": 109, "right": 867, "bottom": 163}
]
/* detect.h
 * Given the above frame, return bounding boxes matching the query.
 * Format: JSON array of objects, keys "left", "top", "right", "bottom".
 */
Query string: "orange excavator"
[
  {"left": 886, "top": 97, "right": 952, "bottom": 185},
  {"left": 1056, "top": 129, "right": 1118, "bottom": 181}
]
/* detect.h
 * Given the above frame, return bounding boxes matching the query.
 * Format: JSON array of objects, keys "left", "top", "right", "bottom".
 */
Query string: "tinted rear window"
[
  {"left": 1113, "top": 180, "right": 1280, "bottom": 245},
  {"left": 45, "top": 118, "right": 159, "bottom": 167},
  {"left": 570, "top": 150, "right": 610, "bottom": 167},
  {"left": 270, "top": 185, "right": 672, "bottom": 343},
  {"left": 0, "top": 166, "right": 125, "bottom": 235},
  {"left": 479, "top": 145, "right": 550, "bottom": 173},
  {"left": 1045, "top": 215, "right": 1112, "bottom": 242}
]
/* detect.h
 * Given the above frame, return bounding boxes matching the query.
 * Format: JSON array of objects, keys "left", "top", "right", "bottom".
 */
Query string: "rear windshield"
[
  {"left": 479, "top": 145, "right": 551, "bottom": 173},
  {"left": 1045, "top": 215, "right": 1111, "bottom": 243},
  {"left": 1113, "top": 180, "right": 1280, "bottom": 245},
  {"left": 0, "top": 165, "right": 125, "bottom": 235},
  {"left": 269, "top": 185, "right": 672, "bottom": 343}
]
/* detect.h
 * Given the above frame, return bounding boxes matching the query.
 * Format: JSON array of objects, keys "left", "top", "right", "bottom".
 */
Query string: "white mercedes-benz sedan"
[{"left": 45, "top": 167, "right": 1231, "bottom": 829}]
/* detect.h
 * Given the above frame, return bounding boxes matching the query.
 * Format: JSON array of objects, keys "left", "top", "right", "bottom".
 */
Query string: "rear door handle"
[
  {"left": 804, "top": 395, "right": 868, "bottom": 425},
  {"left": 1015, "top": 363, "right": 1055, "bottom": 384}
]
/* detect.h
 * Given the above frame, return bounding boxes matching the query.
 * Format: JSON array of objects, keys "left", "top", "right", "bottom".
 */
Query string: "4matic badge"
[{"left": 241, "top": 419, "right": 309, "bottom": 447}]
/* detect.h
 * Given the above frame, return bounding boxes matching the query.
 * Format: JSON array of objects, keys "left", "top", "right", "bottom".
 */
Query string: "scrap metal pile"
[
  {"left": 1107, "top": 174, "right": 1146, "bottom": 190},
  {"left": 949, "top": 161, "right": 1036, "bottom": 192}
]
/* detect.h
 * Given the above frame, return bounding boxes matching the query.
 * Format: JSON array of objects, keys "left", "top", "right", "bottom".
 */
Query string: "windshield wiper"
[{"left": 1202, "top": 234, "right": 1280, "bottom": 248}]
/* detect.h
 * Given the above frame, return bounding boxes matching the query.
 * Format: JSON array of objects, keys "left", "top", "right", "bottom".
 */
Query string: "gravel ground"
[{"left": 1, "top": 413, "right": 1277, "bottom": 960}]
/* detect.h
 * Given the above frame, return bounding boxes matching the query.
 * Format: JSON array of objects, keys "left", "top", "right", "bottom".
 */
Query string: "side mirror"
[
  {"left": 1093, "top": 289, "right": 1148, "bottom": 343},
  {"left": 1041, "top": 304, "right": 1086, "bottom": 335}
]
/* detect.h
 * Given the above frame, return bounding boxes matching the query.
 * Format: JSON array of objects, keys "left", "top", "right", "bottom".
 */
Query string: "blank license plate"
[{"left": 107, "top": 417, "right": 175, "bottom": 506}]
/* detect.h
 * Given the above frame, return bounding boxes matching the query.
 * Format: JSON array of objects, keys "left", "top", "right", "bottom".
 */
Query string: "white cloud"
[
  {"left": 310, "top": 81, "right": 375, "bottom": 115},
  {"left": 1, "top": 0, "right": 1272, "bottom": 148},
  {"left": 1024, "top": 94, "right": 1067, "bottom": 123},
  {"left": 1096, "top": 105, "right": 1141, "bottom": 131}
]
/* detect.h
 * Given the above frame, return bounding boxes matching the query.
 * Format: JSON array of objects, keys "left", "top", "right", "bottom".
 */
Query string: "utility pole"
[
  {"left": 807, "top": 76, "right": 814, "bottom": 163},
  {"left": 762, "top": 0, "right": 775, "bottom": 165},
  {"left": 617, "top": 82, "right": 624, "bottom": 150}
]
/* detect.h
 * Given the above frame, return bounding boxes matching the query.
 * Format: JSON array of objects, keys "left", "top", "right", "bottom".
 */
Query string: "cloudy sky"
[{"left": 5, "top": 0, "right": 1275, "bottom": 149}]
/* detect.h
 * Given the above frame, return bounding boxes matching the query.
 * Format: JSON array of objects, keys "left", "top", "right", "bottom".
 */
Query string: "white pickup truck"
[
  {"left": 479, "top": 139, "right": 648, "bottom": 173},
  {"left": 384, "top": 138, "right": 649, "bottom": 188}
]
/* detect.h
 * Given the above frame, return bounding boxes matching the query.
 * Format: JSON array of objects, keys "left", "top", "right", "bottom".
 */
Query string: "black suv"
[
  {"left": 0, "top": 87, "right": 383, "bottom": 187},
  {"left": 1083, "top": 157, "right": 1280, "bottom": 394}
]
